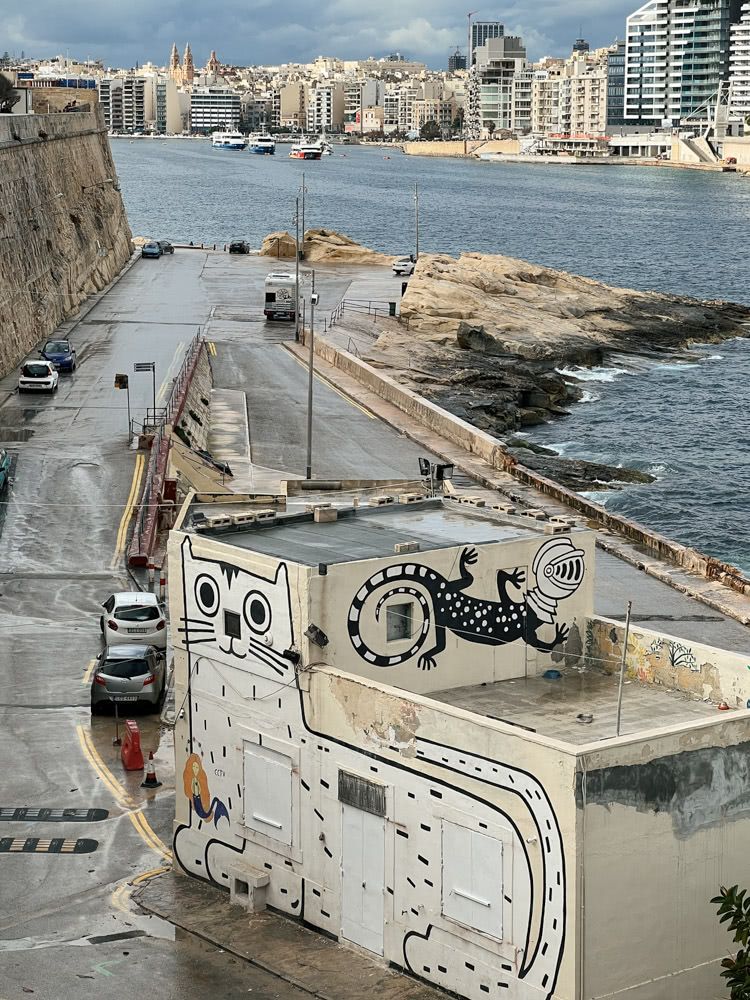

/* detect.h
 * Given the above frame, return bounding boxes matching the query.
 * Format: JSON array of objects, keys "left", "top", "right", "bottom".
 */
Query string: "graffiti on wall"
[
  {"left": 348, "top": 537, "right": 586, "bottom": 670},
  {"left": 173, "top": 536, "right": 568, "bottom": 1000}
]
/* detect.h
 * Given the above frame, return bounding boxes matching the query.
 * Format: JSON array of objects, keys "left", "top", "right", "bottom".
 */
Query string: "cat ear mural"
[{"left": 348, "top": 537, "right": 586, "bottom": 670}]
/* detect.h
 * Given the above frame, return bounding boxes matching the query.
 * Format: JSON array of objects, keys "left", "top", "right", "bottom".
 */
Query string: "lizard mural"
[{"left": 347, "top": 536, "right": 586, "bottom": 670}]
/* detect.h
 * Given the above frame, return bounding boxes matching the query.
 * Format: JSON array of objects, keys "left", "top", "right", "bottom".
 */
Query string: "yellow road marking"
[
  {"left": 77, "top": 725, "right": 172, "bottom": 861},
  {"left": 131, "top": 864, "right": 170, "bottom": 885},
  {"left": 129, "top": 810, "right": 171, "bottom": 861},
  {"left": 81, "top": 658, "right": 96, "bottom": 687},
  {"left": 208, "top": 341, "right": 217, "bottom": 356},
  {"left": 110, "top": 864, "right": 170, "bottom": 915},
  {"left": 76, "top": 725, "right": 137, "bottom": 809},
  {"left": 111, "top": 883, "right": 130, "bottom": 913},
  {"left": 110, "top": 453, "right": 145, "bottom": 569},
  {"left": 156, "top": 341, "right": 186, "bottom": 404},
  {"left": 284, "top": 347, "right": 374, "bottom": 419}
]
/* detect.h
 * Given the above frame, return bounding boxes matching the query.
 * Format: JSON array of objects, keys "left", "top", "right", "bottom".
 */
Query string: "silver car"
[{"left": 90, "top": 644, "right": 166, "bottom": 713}]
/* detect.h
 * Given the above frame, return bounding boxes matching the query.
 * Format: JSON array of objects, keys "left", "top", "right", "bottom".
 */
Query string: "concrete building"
[
  {"left": 343, "top": 79, "right": 382, "bottom": 133},
  {"left": 306, "top": 83, "right": 345, "bottom": 133},
  {"left": 470, "top": 20, "right": 505, "bottom": 65},
  {"left": 730, "top": 2, "right": 750, "bottom": 119},
  {"left": 147, "top": 77, "right": 182, "bottom": 134},
  {"left": 169, "top": 487, "right": 750, "bottom": 1000},
  {"left": 467, "top": 35, "right": 527, "bottom": 137},
  {"left": 607, "top": 40, "right": 627, "bottom": 128},
  {"left": 410, "top": 97, "right": 457, "bottom": 135},
  {"left": 449, "top": 48, "right": 467, "bottom": 72},
  {"left": 511, "top": 68, "right": 533, "bottom": 132},
  {"left": 625, "top": 0, "right": 743, "bottom": 126},
  {"left": 98, "top": 76, "right": 146, "bottom": 133},
  {"left": 530, "top": 56, "right": 609, "bottom": 137},
  {"left": 272, "top": 82, "right": 306, "bottom": 130},
  {"left": 189, "top": 86, "right": 241, "bottom": 133}
]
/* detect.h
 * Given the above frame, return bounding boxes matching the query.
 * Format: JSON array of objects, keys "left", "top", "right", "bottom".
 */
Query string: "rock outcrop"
[
  {"left": 260, "top": 228, "right": 393, "bottom": 266},
  {"left": 363, "top": 249, "right": 750, "bottom": 490},
  {"left": 0, "top": 110, "right": 132, "bottom": 376}
]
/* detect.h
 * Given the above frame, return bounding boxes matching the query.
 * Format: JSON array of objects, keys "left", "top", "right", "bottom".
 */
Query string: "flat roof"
[
  {"left": 188, "top": 498, "right": 551, "bottom": 566},
  {"left": 432, "top": 668, "right": 720, "bottom": 745}
]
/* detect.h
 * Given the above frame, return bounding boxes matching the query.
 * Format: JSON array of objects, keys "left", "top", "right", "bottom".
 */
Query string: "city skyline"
[{"left": 5, "top": 1, "right": 634, "bottom": 68}]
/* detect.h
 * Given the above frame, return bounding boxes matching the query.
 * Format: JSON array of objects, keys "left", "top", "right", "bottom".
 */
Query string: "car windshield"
[
  {"left": 44, "top": 342, "right": 69, "bottom": 354},
  {"left": 22, "top": 364, "right": 50, "bottom": 377},
  {"left": 115, "top": 604, "right": 160, "bottom": 622},
  {"left": 102, "top": 657, "right": 151, "bottom": 679}
]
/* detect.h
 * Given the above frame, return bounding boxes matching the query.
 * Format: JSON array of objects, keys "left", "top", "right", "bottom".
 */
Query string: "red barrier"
[{"left": 121, "top": 719, "right": 145, "bottom": 771}]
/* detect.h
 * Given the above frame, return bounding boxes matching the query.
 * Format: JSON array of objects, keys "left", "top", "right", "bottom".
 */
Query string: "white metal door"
[{"left": 341, "top": 803, "right": 385, "bottom": 955}]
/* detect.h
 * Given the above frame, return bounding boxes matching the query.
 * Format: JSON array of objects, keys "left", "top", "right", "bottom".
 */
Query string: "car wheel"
[{"left": 90, "top": 699, "right": 104, "bottom": 715}]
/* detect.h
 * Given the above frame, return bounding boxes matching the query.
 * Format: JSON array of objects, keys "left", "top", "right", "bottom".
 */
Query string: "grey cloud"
[{"left": 6, "top": 1, "right": 636, "bottom": 67}]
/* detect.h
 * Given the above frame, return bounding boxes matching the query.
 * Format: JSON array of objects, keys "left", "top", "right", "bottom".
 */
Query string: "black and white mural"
[
  {"left": 348, "top": 537, "right": 586, "bottom": 670},
  {"left": 173, "top": 535, "right": 572, "bottom": 1000}
]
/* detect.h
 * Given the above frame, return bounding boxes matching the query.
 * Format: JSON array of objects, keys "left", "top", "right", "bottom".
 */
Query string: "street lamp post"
[
  {"left": 414, "top": 181, "right": 420, "bottom": 261},
  {"left": 305, "top": 286, "right": 319, "bottom": 481},
  {"left": 294, "top": 195, "right": 300, "bottom": 341},
  {"left": 300, "top": 171, "right": 306, "bottom": 257}
]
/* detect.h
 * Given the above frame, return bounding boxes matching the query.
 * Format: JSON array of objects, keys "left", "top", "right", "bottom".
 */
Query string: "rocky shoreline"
[{"left": 365, "top": 250, "right": 750, "bottom": 491}]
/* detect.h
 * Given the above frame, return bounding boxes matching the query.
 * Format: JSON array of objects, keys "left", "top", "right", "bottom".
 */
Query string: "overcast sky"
[{"left": 5, "top": 2, "right": 635, "bottom": 68}]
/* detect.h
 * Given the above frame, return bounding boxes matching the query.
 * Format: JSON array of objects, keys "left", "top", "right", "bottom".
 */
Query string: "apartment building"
[
  {"left": 467, "top": 35, "right": 527, "bottom": 136},
  {"left": 470, "top": 20, "right": 504, "bottom": 64},
  {"left": 306, "top": 83, "right": 345, "bottom": 132},
  {"left": 410, "top": 96, "right": 457, "bottom": 134},
  {"left": 625, "top": 0, "right": 743, "bottom": 126},
  {"left": 189, "top": 86, "right": 241, "bottom": 133},
  {"left": 607, "top": 40, "right": 627, "bottom": 127},
  {"left": 98, "top": 76, "right": 146, "bottom": 133},
  {"left": 729, "top": 1, "right": 750, "bottom": 117},
  {"left": 343, "top": 79, "right": 383, "bottom": 132}
]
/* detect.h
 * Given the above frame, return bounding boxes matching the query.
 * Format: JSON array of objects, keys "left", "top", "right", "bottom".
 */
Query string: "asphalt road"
[{"left": 0, "top": 250, "right": 425, "bottom": 999}]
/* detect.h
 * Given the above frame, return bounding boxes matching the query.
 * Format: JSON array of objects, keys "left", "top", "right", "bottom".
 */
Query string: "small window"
[
  {"left": 386, "top": 602, "right": 412, "bottom": 642},
  {"left": 265, "top": 291, "right": 276, "bottom": 303},
  {"left": 224, "top": 609, "right": 241, "bottom": 638}
]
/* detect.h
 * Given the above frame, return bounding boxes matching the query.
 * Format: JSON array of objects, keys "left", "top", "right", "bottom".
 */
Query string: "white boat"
[
  {"left": 211, "top": 130, "right": 247, "bottom": 151},
  {"left": 249, "top": 134, "right": 276, "bottom": 155},
  {"left": 289, "top": 138, "right": 323, "bottom": 160}
]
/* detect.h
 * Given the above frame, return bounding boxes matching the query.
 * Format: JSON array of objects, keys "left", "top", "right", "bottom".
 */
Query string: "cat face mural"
[
  {"left": 178, "top": 536, "right": 295, "bottom": 678},
  {"left": 348, "top": 537, "right": 586, "bottom": 671}
]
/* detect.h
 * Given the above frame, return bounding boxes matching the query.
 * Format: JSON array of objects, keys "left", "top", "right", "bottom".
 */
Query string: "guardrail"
[
  {"left": 324, "top": 297, "right": 398, "bottom": 332},
  {"left": 127, "top": 333, "right": 206, "bottom": 567}
]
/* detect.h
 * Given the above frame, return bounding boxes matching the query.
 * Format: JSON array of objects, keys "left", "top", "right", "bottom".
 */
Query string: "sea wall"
[
  {"left": 0, "top": 110, "right": 132, "bottom": 376},
  {"left": 402, "top": 138, "right": 520, "bottom": 157}
]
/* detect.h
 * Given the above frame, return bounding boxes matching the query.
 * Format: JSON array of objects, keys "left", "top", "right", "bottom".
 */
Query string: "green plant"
[{"left": 713, "top": 885, "right": 750, "bottom": 998}]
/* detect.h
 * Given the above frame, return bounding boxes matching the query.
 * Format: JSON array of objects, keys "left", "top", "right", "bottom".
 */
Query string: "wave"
[
  {"left": 557, "top": 366, "right": 628, "bottom": 382},
  {"left": 579, "top": 389, "right": 601, "bottom": 403}
]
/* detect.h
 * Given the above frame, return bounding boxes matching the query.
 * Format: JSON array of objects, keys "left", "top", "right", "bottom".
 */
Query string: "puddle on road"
[{"left": 0, "top": 911, "right": 176, "bottom": 951}]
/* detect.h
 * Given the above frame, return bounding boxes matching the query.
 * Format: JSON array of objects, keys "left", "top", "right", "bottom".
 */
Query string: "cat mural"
[{"left": 173, "top": 535, "right": 571, "bottom": 1000}]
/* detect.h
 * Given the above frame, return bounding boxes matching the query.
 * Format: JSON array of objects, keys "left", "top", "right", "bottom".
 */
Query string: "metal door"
[{"left": 341, "top": 803, "right": 385, "bottom": 955}]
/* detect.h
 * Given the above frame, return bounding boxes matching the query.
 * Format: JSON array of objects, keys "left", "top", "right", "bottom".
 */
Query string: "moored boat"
[
  {"left": 211, "top": 130, "right": 247, "bottom": 150},
  {"left": 289, "top": 138, "right": 323, "bottom": 160},
  {"left": 250, "top": 134, "right": 276, "bottom": 154}
]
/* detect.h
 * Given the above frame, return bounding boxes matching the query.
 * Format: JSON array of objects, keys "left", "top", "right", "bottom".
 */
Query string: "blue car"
[
  {"left": 141, "top": 242, "right": 163, "bottom": 259},
  {"left": 40, "top": 339, "right": 76, "bottom": 373}
]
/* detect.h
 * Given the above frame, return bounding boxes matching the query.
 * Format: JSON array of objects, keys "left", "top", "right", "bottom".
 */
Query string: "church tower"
[
  {"left": 182, "top": 43, "right": 195, "bottom": 84},
  {"left": 206, "top": 49, "right": 220, "bottom": 78}
]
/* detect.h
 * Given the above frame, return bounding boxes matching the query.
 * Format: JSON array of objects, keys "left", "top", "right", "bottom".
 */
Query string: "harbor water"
[{"left": 110, "top": 139, "right": 750, "bottom": 572}]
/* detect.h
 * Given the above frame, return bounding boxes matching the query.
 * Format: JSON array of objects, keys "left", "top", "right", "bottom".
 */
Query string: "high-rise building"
[
  {"left": 573, "top": 37, "right": 590, "bottom": 54},
  {"left": 729, "top": 2, "right": 750, "bottom": 118},
  {"left": 189, "top": 86, "right": 240, "bottom": 133},
  {"left": 625, "top": 0, "right": 743, "bottom": 126},
  {"left": 448, "top": 48, "right": 467, "bottom": 73},
  {"left": 467, "top": 35, "right": 526, "bottom": 136},
  {"left": 98, "top": 76, "right": 146, "bottom": 133},
  {"left": 470, "top": 20, "right": 504, "bottom": 65},
  {"left": 607, "top": 40, "right": 627, "bottom": 127}
]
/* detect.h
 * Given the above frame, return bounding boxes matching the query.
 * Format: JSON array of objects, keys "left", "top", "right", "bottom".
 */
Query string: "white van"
[{"left": 264, "top": 272, "right": 297, "bottom": 321}]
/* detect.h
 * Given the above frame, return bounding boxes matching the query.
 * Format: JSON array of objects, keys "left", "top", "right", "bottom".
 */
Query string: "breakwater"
[{"left": 0, "top": 110, "right": 132, "bottom": 376}]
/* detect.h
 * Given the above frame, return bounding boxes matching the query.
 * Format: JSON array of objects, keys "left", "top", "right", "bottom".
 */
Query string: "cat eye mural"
[
  {"left": 173, "top": 535, "right": 570, "bottom": 1000},
  {"left": 348, "top": 537, "right": 585, "bottom": 670}
]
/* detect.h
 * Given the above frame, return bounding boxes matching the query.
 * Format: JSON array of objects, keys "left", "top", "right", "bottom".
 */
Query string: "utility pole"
[
  {"left": 305, "top": 285, "right": 319, "bottom": 481},
  {"left": 300, "top": 171, "right": 306, "bottom": 256},
  {"left": 615, "top": 601, "right": 633, "bottom": 737},
  {"left": 294, "top": 195, "right": 300, "bottom": 341},
  {"left": 414, "top": 181, "right": 420, "bottom": 260}
]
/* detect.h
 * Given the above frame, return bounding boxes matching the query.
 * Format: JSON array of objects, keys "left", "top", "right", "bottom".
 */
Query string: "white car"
[
  {"left": 18, "top": 360, "right": 59, "bottom": 393},
  {"left": 100, "top": 592, "right": 167, "bottom": 649},
  {"left": 392, "top": 256, "right": 416, "bottom": 276}
]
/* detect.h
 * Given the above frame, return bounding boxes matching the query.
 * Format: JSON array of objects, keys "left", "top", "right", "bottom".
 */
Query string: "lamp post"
[
  {"left": 300, "top": 172, "right": 306, "bottom": 257},
  {"left": 305, "top": 286, "right": 319, "bottom": 481},
  {"left": 414, "top": 181, "right": 420, "bottom": 261},
  {"left": 294, "top": 195, "right": 300, "bottom": 341}
]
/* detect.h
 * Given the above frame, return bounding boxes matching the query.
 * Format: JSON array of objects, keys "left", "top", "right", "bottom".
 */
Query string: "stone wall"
[
  {"left": 402, "top": 138, "right": 520, "bottom": 157},
  {"left": 0, "top": 110, "right": 132, "bottom": 376}
]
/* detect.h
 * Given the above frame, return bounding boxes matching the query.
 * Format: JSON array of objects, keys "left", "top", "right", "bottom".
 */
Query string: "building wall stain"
[{"left": 577, "top": 741, "right": 750, "bottom": 838}]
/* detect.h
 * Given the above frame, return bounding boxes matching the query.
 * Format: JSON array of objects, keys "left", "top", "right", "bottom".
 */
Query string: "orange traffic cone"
[{"left": 141, "top": 751, "right": 162, "bottom": 788}]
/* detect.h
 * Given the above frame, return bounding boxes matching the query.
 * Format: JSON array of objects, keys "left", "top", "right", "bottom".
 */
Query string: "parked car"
[
  {"left": 157, "top": 240, "right": 175, "bottom": 254},
  {"left": 141, "top": 242, "right": 163, "bottom": 259},
  {"left": 18, "top": 360, "right": 58, "bottom": 393},
  {"left": 392, "top": 255, "right": 416, "bottom": 276},
  {"left": 0, "top": 449, "right": 11, "bottom": 493},
  {"left": 100, "top": 591, "right": 167, "bottom": 649},
  {"left": 39, "top": 338, "right": 76, "bottom": 373},
  {"left": 229, "top": 240, "right": 250, "bottom": 254},
  {"left": 90, "top": 644, "right": 166, "bottom": 713}
]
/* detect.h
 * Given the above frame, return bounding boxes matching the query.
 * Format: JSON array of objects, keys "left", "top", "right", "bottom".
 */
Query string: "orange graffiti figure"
[{"left": 182, "top": 753, "right": 229, "bottom": 826}]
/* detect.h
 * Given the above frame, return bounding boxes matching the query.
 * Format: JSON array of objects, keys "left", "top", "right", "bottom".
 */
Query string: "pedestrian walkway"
[{"left": 135, "top": 872, "right": 440, "bottom": 1000}]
